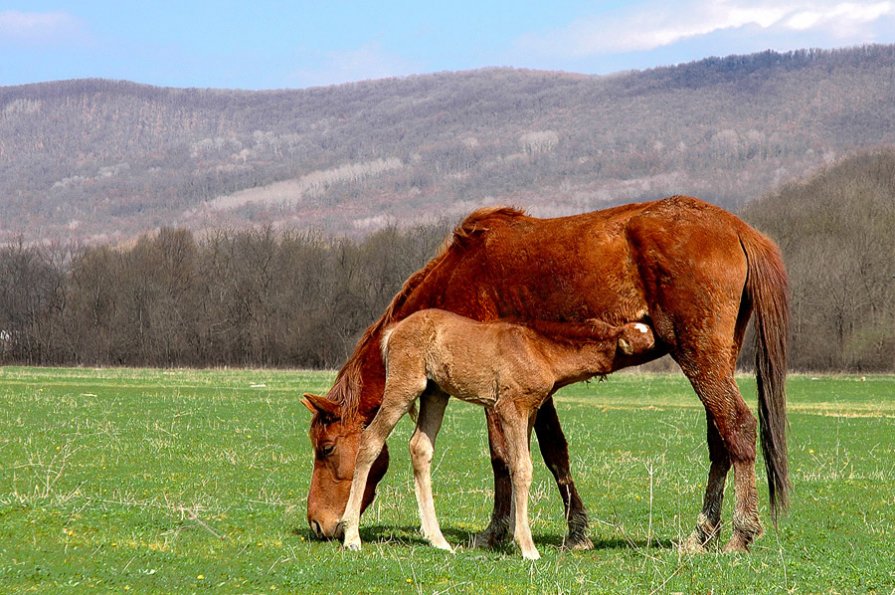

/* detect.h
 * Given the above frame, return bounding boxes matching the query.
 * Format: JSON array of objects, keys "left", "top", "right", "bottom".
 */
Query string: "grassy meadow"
[{"left": 0, "top": 367, "right": 893, "bottom": 593}]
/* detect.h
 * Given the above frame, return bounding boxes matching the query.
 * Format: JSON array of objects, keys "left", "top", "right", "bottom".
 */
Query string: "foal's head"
[{"left": 617, "top": 322, "right": 655, "bottom": 355}]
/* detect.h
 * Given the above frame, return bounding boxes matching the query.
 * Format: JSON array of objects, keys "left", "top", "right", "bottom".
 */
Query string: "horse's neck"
[{"left": 333, "top": 336, "right": 388, "bottom": 424}]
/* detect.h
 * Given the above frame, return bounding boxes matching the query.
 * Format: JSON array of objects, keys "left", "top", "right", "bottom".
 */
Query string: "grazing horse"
[
  {"left": 303, "top": 195, "right": 789, "bottom": 553},
  {"left": 339, "top": 309, "right": 656, "bottom": 560}
]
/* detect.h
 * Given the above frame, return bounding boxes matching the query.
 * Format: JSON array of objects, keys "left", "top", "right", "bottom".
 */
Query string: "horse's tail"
[{"left": 741, "top": 227, "right": 790, "bottom": 521}]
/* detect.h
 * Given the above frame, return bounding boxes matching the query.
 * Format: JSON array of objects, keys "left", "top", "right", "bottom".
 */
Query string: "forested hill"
[{"left": 3, "top": 44, "right": 895, "bottom": 243}]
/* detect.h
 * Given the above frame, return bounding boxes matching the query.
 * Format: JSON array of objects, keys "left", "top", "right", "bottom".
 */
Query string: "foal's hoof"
[
  {"left": 431, "top": 538, "right": 454, "bottom": 553},
  {"left": 342, "top": 540, "right": 362, "bottom": 552},
  {"left": 522, "top": 549, "right": 541, "bottom": 561}
]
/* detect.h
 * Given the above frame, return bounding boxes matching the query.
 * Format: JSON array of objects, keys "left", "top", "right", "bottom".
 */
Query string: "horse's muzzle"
[{"left": 308, "top": 518, "right": 343, "bottom": 540}]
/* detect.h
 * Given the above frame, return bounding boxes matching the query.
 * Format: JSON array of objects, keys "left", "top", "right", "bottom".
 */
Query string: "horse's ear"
[{"left": 301, "top": 393, "right": 340, "bottom": 419}]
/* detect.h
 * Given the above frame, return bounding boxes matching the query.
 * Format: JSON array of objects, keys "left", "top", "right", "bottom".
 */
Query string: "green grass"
[{"left": 1, "top": 367, "right": 894, "bottom": 593}]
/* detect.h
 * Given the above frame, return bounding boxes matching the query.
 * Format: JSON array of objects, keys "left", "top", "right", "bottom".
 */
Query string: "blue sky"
[{"left": 2, "top": 1, "right": 895, "bottom": 89}]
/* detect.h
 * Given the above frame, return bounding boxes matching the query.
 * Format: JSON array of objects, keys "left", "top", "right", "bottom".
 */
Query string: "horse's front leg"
[
  {"left": 471, "top": 407, "right": 513, "bottom": 548},
  {"left": 533, "top": 396, "right": 592, "bottom": 550}
]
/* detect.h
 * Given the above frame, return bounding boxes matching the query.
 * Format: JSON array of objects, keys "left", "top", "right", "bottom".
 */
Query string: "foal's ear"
[{"left": 301, "top": 393, "right": 341, "bottom": 419}]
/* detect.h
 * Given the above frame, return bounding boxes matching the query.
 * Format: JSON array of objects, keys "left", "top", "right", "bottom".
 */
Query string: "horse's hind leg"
[
  {"left": 681, "top": 415, "right": 730, "bottom": 551},
  {"left": 534, "top": 396, "right": 592, "bottom": 550},
  {"left": 409, "top": 388, "right": 452, "bottom": 551},
  {"left": 680, "top": 361, "right": 763, "bottom": 553}
]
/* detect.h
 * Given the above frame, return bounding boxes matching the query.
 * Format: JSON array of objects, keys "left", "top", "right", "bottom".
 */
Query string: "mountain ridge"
[{"left": 3, "top": 44, "right": 895, "bottom": 243}]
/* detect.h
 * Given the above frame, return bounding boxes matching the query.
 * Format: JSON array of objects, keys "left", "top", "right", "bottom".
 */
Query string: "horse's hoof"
[
  {"left": 470, "top": 526, "right": 510, "bottom": 549},
  {"left": 722, "top": 537, "right": 751, "bottom": 554},
  {"left": 562, "top": 534, "right": 594, "bottom": 551},
  {"left": 679, "top": 533, "right": 709, "bottom": 554},
  {"left": 522, "top": 549, "right": 541, "bottom": 561},
  {"left": 342, "top": 540, "right": 362, "bottom": 552}
]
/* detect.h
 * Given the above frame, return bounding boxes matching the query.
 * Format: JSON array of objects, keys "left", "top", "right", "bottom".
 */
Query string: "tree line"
[
  {"left": 0, "top": 224, "right": 446, "bottom": 368},
  {"left": 2, "top": 150, "right": 893, "bottom": 371},
  {"left": 744, "top": 150, "right": 895, "bottom": 371}
]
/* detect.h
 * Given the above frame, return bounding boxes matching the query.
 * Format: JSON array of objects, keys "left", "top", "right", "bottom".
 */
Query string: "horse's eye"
[{"left": 319, "top": 444, "right": 335, "bottom": 458}]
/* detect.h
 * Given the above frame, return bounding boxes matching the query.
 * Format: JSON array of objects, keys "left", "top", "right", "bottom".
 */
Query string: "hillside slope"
[
  {"left": 2, "top": 45, "right": 895, "bottom": 243},
  {"left": 745, "top": 150, "right": 895, "bottom": 370}
]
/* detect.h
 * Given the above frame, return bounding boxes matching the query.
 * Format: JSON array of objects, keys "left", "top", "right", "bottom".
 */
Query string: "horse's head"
[{"left": 302, "top": 393, "right": 389, "bottom": 539}]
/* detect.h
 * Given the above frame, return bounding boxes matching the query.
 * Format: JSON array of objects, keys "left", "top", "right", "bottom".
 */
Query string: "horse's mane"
[
  {"left": 325, "top": 206, "right": 528, "bottom": 416},
  {"left": 451, "top": 206, "right": 527, "bottom": 244}
]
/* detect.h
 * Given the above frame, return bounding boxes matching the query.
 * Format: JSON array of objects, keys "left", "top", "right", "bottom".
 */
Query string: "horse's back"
[{"left": 395, "top": 196, "right": 762, "bottom": 368}]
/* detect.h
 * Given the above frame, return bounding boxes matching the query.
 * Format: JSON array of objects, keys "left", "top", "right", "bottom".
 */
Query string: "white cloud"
[
  {"left": 0, "top": 10, "right": 88, "bottom": 44},
  {"left": 517, "top": 1, "right": 895, "bottom": 58},
  {"left": 785, "top": 2, "right": 894, "bottom": 36},
  {"left": 291, "top": 42, "right": 421, "bottom": 88}
]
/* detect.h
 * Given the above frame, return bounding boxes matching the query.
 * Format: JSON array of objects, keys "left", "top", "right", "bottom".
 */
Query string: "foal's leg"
[
  {"left": 496, "top": 399, "right": 540, "bottom": 560},
  {"left": 475, "top": 398, "right": 589, "bottom": 550},
  {"left": 342, "top": 380, "right": 422, "bottom": 551},
  {"left": 409, "top": 389, "right": 452, "bottom": 551}
]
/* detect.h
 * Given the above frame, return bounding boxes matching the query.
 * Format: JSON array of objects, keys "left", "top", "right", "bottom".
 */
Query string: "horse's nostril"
[{"left": 310, "top": 520, "right": 322, "bottom": 538}]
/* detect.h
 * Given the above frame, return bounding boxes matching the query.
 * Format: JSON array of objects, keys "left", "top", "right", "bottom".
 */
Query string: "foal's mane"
[{"left": 326, "top": 206, "right": 528, "bottom": 417}]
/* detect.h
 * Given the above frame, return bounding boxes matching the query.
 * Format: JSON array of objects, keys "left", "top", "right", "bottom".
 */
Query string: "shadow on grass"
[
  {"left": 294, "top": 524, "right": 678, "bottom": 552},
  {"left": 535, "top": 532, "right": 678, "bottom": 551}
]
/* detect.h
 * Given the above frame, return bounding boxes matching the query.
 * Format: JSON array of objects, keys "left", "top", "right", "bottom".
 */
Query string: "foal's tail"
[
  {"left": 741, "top": 228, "right": 791, "bottom": 522},
  {"left": 380, "top": 326, "right": 395, "bottom": 365}
]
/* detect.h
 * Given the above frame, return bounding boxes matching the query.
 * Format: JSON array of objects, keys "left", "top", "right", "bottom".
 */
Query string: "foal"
[{"left": 340, "top": 308, "right": 656, "bottom": 560}]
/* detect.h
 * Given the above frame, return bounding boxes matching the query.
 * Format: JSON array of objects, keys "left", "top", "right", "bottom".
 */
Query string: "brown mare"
[
  {"left": 339, "top": 309, "right": 656, "bottom": 559},
  {"left": 303, "top": 195, "right": 789, "bottom": 553}
]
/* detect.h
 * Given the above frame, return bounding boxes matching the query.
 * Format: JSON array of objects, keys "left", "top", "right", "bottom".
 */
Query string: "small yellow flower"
[
  {"left": 197, "top": 574, "right": 205, "bottom": 580},
  {"left": 406, "top": 578, "right": 413, "bottom": 584}
]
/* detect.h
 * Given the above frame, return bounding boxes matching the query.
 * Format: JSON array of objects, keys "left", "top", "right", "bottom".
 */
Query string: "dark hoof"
[
  {"left": 562, "top": 533, "right": 594, "bottom": 551},
  {"left": 469, "top": 525, "right": 511, "bottom": 549}
]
